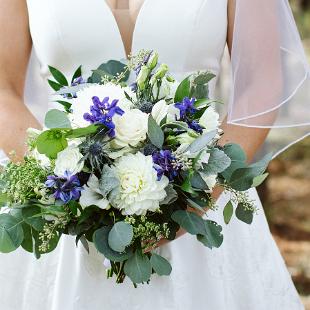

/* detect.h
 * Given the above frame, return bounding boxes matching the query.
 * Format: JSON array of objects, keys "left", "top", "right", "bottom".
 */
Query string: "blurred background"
[{"left": 260, "top": 1, "right": 310, "bottom": 308}]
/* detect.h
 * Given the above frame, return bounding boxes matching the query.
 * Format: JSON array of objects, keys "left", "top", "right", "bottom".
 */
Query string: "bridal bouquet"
[{"left": 0, "top": 50, "right": 270, "bottom": 285}]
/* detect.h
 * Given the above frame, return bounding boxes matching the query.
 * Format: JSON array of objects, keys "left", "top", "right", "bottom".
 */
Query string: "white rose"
[
  {"left": 112, "top": 109, "right": 148, "bottom": 149},
  {"left": 54, "top": 146, "right": 84, "bottom": 176},
  {"left": 71, "top": 83, "right": 134, "bottom": 127},
  {"left": 199, "top": 107, "right": 220, "bottom": 133},
  {"left": 151, "top": 100, "right": 169, "bottom": 124},
  {"left": 112, "top": 152, "right": 169, "bottom": 215},
  {"left": 80, "top": 175, "right": 110, "bottom": 209}
]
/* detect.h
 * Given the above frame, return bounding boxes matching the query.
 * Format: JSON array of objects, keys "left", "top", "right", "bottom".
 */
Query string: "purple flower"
[
  {"left": 83, "top": 96, "right": 124, "bottom": 137},
  {"left": 174, "top": 97, "right": 203, "bottom": 133},
  {"left": 62, "top": 76, "right": 85, "bottom": 99},
  {"left": 152, "top": 150, "right": 182, "bottom": 181},
  {"left": 45, "top": 171, "right": 83, "bottom": 203}
]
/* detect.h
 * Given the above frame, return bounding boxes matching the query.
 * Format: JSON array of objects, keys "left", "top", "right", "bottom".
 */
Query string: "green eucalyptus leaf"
[
  {"left": 21, "top": 206, "right": 45, "bottom": 231},
  {"left": 0, "top": 214, "right": 24, "bottom": 253},
  {"left": 148, "top": 115, "right": 164, "bottom": 148},
  {"left": 45, "top": 109, "right": 71, "bottom": 129},
  {"left": 48, "top": 66, "right": 68, "bottom": 86},
  {"left": 174, "top": 75, "right": 191, "bottom": 102},
  {"left": 124, "top": 250, "right": 152, "bottom": 284},
  {"left": 150, "top": 253, "right": 172, "bottom": 276},
  {"left": 190, "top": 172, "right": 207, "bottom": 190},
  {"left": 65, "top": 124, "right": 99, "bottom": 139},
  {"left": 36, "top": 129, "right": 68, "bottom": 159},
  {"left": 193, "top": 72, "right": 216, "bottom": 85},
  {"left": 223, "top": 201, "right": 234, "bottom": 225},
  {"left": 186, "top": 130, "right": 217, "bottom": 154},
  {"left": 108, "top": 222, "right": 133, "bottom": 253},
  {"left": 21, "top": 223, "right": 34, "bottom": 253},
  {"left": 252, "top": 173, "right": 269, "bottom": 187},
  {"left": 235, "top": 203, "right": 253, "bottom": 224},
  {"left": 171, "top": 210, "right": 205, "bottom": 235},
  {"left": 203, "top": 148, "right": 231, "bottom": 175},
  {"left": 93, "top": 226, "right": 132, "bottom": 262},
  {"left": 197, "top": 220, "right": 223, "bottom": 249},
  {"left": 99, "top": 165, "right": 120, "bottom": 197}
]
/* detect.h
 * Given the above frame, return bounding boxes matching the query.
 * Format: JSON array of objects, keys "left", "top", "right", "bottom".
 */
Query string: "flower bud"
[
  {"left": 147, "top": 52, "right": 159, "bottom": 70},
  {"left": 153, "top": 64, "right": 169, "bottom": 80},
  {"left": 136, "top": 65, "right": 149, "bottom": 90}
]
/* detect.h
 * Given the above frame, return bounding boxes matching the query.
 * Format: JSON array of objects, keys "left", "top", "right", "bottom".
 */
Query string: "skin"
[{"left": 0, "top": 0, "right": 270, "bottom": 247}]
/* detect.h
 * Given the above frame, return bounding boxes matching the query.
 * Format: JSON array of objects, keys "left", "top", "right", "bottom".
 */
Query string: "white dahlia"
[
  {"left": 71, "top": 83, "right": 134, "bottom": 127},
  {"left": 112, "top": 152, "right": 169, "bottom": 215}
]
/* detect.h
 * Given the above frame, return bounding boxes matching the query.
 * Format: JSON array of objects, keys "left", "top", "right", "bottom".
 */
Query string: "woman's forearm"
[{"left": 0, "top": 89, "right": 40, "bottom": 159}]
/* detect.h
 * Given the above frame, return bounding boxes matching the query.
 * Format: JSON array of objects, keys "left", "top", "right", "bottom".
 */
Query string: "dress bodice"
[{"left": 26, "top": 0, "right": 227, "bottom": 82}]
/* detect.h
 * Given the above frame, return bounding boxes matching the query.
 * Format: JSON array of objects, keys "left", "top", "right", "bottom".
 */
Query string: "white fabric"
[
  {"left": 0, "top": 0, "right": 303, "bottom": 309},
  {"left": 229, "top": 0, "right": 310, "bottom": 157}
]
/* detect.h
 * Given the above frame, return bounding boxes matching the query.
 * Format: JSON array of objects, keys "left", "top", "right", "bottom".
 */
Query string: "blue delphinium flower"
[
  {"left": 62, "top": 76, "right": 85, "bottom": 99},
  {"left": 45, "top": 171, "right": 83, "bottom": 203},
  {"left": 152, "top": 150, "right": 182, "bottom": 181},
  {"left": 174, "top": 97, "right": 203, "bottom": 133},
  {"left": 83, "top": 96, "right": 124, "bottom": 138}
]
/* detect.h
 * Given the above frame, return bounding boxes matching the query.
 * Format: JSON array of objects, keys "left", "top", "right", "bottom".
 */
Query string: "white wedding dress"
[{"left": 0, "top": 0, "right": 304, "bottom": 309}]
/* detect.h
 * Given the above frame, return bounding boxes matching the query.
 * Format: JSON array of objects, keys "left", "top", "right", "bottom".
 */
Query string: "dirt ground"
[{"left": 259, "top": 137, "right": 310, "bottom": 309}]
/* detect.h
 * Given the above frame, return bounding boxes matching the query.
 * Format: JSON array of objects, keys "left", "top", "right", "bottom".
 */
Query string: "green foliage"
[
  {"left": 186, "top": 130, "right": 217, "bottom": 153},
  {"left": 196, "top": 220, "right": 223, "bottom": 249},
  {"left": 223, "top": 201, "right": 234, "bottom": 225},
  {"left": 65, "top": 124, "right": 99, "bottom": 139},
  {"left": 124, "top": 250, "right": 152, "bottom": 284},
  {"left": 202, "top": 148, "right": 231, "bottom": 175},
  {"left": 1, "top": 158, "right": 50, "bottom": 204},
  {"left": 172, "top": 210, "right": 205, "bottom": 235},
  {"left": 99, "top": 165, "right": 120, "bottom": 197},
  {"left": 54, "top": 100, "right": 72, "bottom": 113},
  {"left": 48, "top": 66, "right": 68, "bottom": 86},
  {"left": 174, "top": 76, "right": 191, "bottom": 102},
  {"left": 148, "top": 115, "right": 164, "bottom": 148},
  {"left": 108, "top": 222, "right": 133, "bottom": 253},
  {"left": 190, "top": 72, "right": 215, "bottom": 99},
  {"left": 36, "top": 129, "right": 68, "bottom": 159},
  {"left": 93, "top": 226, "right": 132, "bottom": 262},
  {"left": 44, "top": 109, "right": 71, "bottom": 129},
  {"left": 150, "top": 253, "right": 172, "bottom": 276},
  {"left": 235, "top": 203, "right": 254, "bottom": 224},
  {"left": 0, "top": 214, "right": 24, "bottom": 253}
]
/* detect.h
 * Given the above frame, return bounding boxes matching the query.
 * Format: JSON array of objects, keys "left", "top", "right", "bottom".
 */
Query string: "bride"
[{"left": 0, "top": 0, "right": 308, "bottom": 309}]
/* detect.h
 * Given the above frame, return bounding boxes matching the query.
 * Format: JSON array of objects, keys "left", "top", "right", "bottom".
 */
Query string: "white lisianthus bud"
[
  {"left": 153, "top": 64, "right": 169, "bottom": 80},
  {"left": 54, "top": 146, "right": 84, "bottom": 176},
  {"left": 151, "top": 100, "right": 169, "bottom": 124},
  {"left": 103, "top": 258, "right": 111, "bottom": 269},
  {"left": 137, "top": 65, "right": 149, "bottom": 90},
  {"left": 147, "top": 52, "right": 159, "bottom": 70},
  {"left": 200, "top": 173, "right": 217, "bottom": 191},
  {"left": 199, "top": 107, "right": 220, "bottom": 133}
]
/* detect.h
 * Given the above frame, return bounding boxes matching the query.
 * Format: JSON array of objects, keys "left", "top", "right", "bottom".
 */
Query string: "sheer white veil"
[{"left": 228, "top": 0, "right": 310, "bottom": 158}]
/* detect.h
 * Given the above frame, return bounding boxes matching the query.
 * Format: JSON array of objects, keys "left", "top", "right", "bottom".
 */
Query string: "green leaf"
[
  {"left": 65, "top": 124, "right": 99, "bottom": 139},
  {"left": 21, "top": 223, "right": 34, "bottom": 253},
  {"left": 202, "top": 148, "right": 231, "bottom": 175},
  {"left": 197, "top": 220, "right": 223, "bottom": 249},
  {"left": 235, "top": 203, "right": 253, "bottom": 224},
  {"left": 229, "top": 153, "right": 272, "bottom": 191},
  {"left": 71, "top": 65, "right": 82, "bottom": 83},
  {"left": 171, "top": 210, "right": 205, "bottom": 235},
  {"left": 223, "top": 201, "right": 234, "bottom": 225},
  {"left": 99, "top": 165, "right": 120, "bottom": 197},
  {"left": 186, "top": 130, "right": 217, "bottom": 154},
  {"left": 93, "top": 226, "right": 132, "bottom": 262},
  {"left": 36, "top": 129, "right": 68, "bottom": 159},
  {"left": 55, "top": 100, "right": 72, "bottom": 113},
  {"left": 108, "top": 222, "right": 133, "bottom": 253},
  {"left": 148, "top": 115, "right": 164, "bottom": 148},
  {"left": 252, "top": 173, "right": 269, "bottom": 187},
  {"left": 193, "top": 72, "right": 216, "bottom": 85},
  {"left": 22, "top": 206, "right": 45, "bottom": 231},
  {"left": 124, "top": 250, "right": 152, "bottom": 284},
  {"left": 0, "top": 214, "right": 24, "bottom": 253},
  {"left": 89, "top": 60, "right": 129, "bottom": 83},
  {"left": 48, "top": 65, "right": 68, "bottom": 86},
  {"left": 150, "top": 253, "right": 172, "bottom": 276},
  {"left": 221, "top": 144, "right": 247, "bottom": 181},
  {"left": 48, "top": 79, "right": 63, "bottom": 91},
  {"left": 174, "top": 75, "right": 191, "bottom": 102},
  {"left": 181, "top": 171, "right": 196, "bottom": 194},
  {"left": 44, "top": 109, "right": 71, "bottom": 129},
  {"left": 190, "top": 172, "right": 207, "bottom": 190},
  {"left": 186, "top": 197, "right": 206, "bottom": 213}
]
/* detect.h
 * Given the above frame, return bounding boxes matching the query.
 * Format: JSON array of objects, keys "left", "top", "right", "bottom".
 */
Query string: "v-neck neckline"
[{"left": 103, "top": 0, "right": 149, "bottom": 59}]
